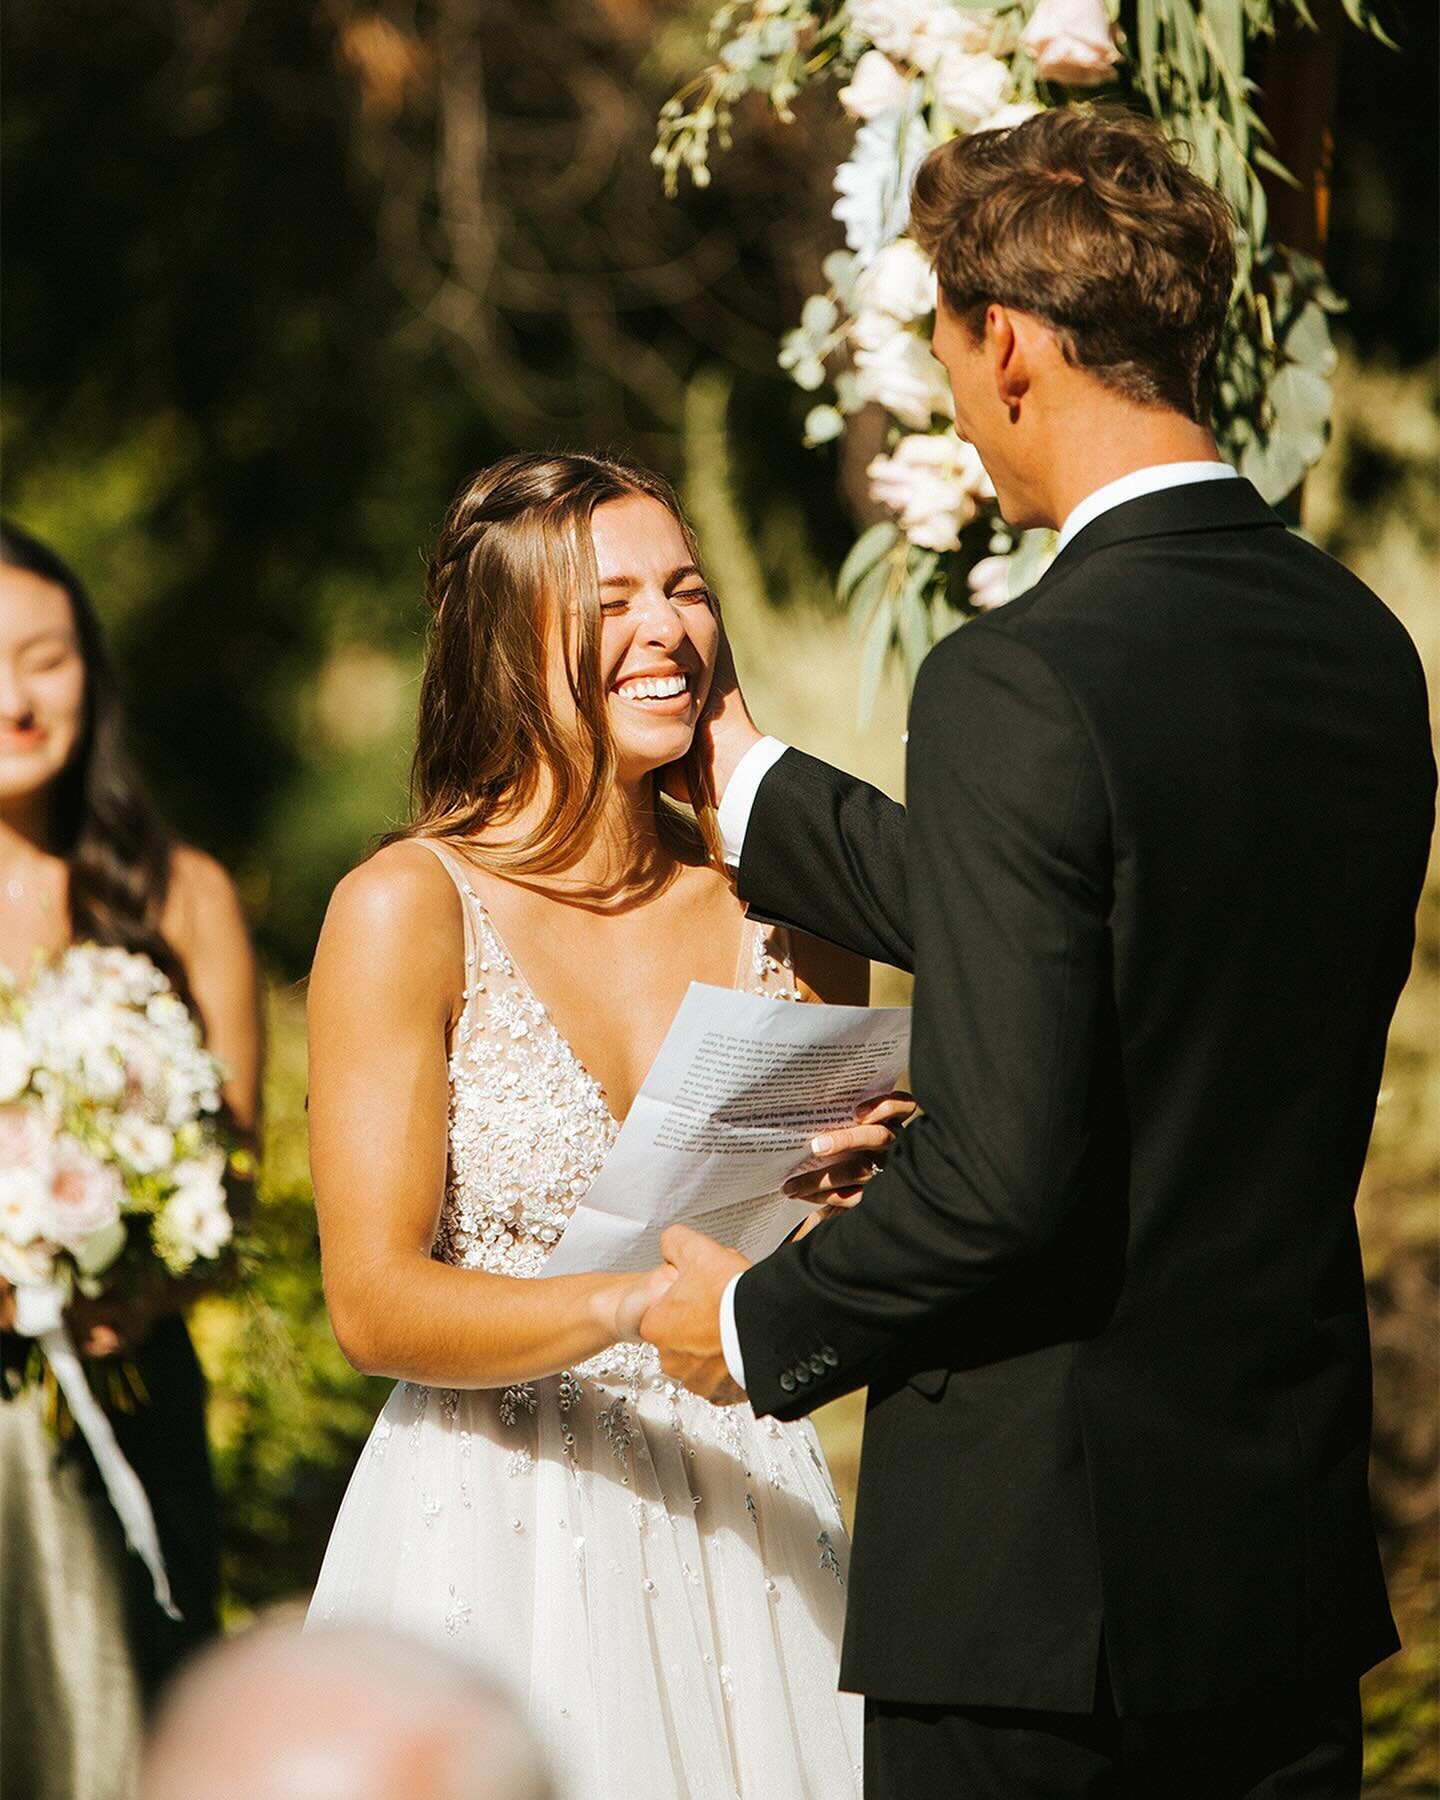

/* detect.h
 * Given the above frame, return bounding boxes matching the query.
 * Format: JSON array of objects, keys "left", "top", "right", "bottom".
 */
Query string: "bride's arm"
[{"left": 307, "top": 844, "right": 668, "bottom": 1387}]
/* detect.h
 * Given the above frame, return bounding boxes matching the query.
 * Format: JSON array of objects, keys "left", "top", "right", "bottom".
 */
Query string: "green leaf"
[
  {"left": 1240, "top": 429, "right": 1310, "bottom": 504},
  {"left": 1007, "top": 529, "right": 1057, "bottom": 600},
  {"left": 74, "top": 1218, "right": 128, "bottom": 1279},
  {"left": 1282, "top": 301, "right": 1337, "bottom": 374},
  {"left": 1268, "top": 363, "right": 1331, "bottom": 461},
  {"left": 837, "top": 521, "right": 899, "bottom": 605},
  {"left": 856, "top": 592, "right": 895, "bottom": 726}
]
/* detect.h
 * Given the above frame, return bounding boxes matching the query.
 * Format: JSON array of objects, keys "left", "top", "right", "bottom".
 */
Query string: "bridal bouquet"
[{"left": 0, "top": 944, "right": 240, "bottom": 1617}]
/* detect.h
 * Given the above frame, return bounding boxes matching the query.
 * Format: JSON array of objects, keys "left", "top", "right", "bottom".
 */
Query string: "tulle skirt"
[{"left": 307, "top": 1345, "right": 862, "bottom": 1800}]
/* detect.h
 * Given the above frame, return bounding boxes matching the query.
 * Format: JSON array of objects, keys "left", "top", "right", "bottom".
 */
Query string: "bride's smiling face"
[{"left": 572, "top": 493, "right": 718, "bottom": 781}]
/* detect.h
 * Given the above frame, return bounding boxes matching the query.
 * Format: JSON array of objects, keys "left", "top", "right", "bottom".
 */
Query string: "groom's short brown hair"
[{"left": 910, "top": 107, "right": 1236, "bottom": 422}]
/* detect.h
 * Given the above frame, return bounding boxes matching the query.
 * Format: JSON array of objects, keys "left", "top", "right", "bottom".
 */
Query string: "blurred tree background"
[{"left": 2, "top": 0, "right": 1435, "bottom": 1787}]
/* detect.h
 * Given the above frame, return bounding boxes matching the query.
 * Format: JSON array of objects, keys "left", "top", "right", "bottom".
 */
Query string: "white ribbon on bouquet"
[{"left": 12, "top": 1279, "right": 180, "bottom": 1620}]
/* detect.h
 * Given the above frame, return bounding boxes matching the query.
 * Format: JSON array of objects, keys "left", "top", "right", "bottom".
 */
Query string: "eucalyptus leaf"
[
  {"left": 1240, "top": 430, "right": 1309, "bottom": 504},
  {"left": 74, "top": 1217, "right": 128, "bottom": 1279},
  {"left": 857, "top": 593, "right": 896, "bottom": 726},
  {"left": 1007, "top": 529, "right": 1057, "bottom": 600},
  {"left": 1282, "top": 301, "right": 1337, "bottom": 375},
  {"left": 837, "top": 520, "right": 899, "bottom": 604},
  {"left": 1269, "top": 363, "right": 1331, "bottom": 455}
]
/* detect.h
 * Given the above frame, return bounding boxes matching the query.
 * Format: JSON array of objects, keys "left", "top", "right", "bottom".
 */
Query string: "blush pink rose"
[
  {"left": 45, "top": 1139, "right": 124, "bottom": 1254},
  {"left": 1020, "top": 0, "right": 1121, "bottom": 87}
]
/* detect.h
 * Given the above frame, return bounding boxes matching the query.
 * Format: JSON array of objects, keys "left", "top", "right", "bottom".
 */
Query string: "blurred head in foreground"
[{"left": 140, "top": 1618, "right": 553, "bottom": 1800}]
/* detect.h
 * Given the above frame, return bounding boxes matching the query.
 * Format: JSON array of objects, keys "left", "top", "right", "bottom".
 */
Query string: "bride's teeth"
[{"left": 620, "top": 674, "right": 688, "bottom": 700}]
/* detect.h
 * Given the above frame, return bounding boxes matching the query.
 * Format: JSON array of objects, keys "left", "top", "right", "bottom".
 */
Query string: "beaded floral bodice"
[{"left": 416, "top": 841, "right": 800, "bottom": 1282}]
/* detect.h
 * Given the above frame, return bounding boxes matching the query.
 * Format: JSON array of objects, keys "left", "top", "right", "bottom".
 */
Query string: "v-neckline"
[{"left": 459, "top": 876, "right": 757, "bottom": 1136}]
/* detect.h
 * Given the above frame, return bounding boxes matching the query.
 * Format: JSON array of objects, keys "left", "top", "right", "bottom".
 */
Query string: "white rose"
[
  {"left": 966, "top": 552, "right": 1015, "bottom": 610},
  {"left": 974, "top": 99, "right": 1043, "bottom": 133},
  {"left": 838, "top": 50, "right": 911, "bottom": 121},
  {"left": 854, "top": 331, "right": 954, "bottom": 428},
  {"left": 849, "top": 0, "right": 935, "bottom": 60},
  {"left": 0, "top": 1234, "right": 57, "bottom": 1291},
  {"left": 850, "top": 0, "right": 995, "bottom": 71},
  {"left": 867, "top": 431, "right": 994, "bottom": 550},
  {"left": 851, "top": 307, "right": 907, "bottom": 353},
  {"left": 1020, "top": 0, "right": 1121, "bottom": 87},
  {"left": 854, "top": 237, "right": 936, "bottom": 324},
  {"left": 0, "top": 1166, "right": 51, "bottom": 1249},
  {"left": 909, "top": 5, "right": 996, "bottom": 71},
  {"left": 112, "top": 1116, "right": 175, "bottom": 1174},
  {"left": 933, "top": 50, "right": 1014, "bottom": 133},
  {"left": 0, "top": 1025, "right": 30, "bottom": 1103}
]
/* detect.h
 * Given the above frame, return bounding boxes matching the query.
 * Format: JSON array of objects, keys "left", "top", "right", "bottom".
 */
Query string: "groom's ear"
[{"left": 987, "top": 306, "right": 1028, "bottom": 415}]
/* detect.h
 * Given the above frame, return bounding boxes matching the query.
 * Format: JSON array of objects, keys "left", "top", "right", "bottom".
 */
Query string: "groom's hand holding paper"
[{"left": 539, "top": 981, "right": 910, "bottom": 1279}]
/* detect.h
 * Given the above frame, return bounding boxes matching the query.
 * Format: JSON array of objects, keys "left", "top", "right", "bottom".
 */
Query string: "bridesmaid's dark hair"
[{"left": 0, "top": 521, "right": 189, "bottom": 998}]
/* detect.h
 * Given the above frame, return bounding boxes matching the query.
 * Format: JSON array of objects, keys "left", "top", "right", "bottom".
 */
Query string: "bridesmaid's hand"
[
  {"left": 65, "top": 1289, "right": 166, "bottom": 1359},
  {"left": 782, "top": 1090, "right": 918, "bottom": 1211}
]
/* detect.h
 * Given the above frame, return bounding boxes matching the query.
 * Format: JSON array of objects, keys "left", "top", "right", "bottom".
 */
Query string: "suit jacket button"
[
  {"left": 808, "top": 1353, "right": 827, "bottom": 1375},
  {"left": 779, "top": 1371, "right": 796, "bottom": 1393},
  {"left": 795, "top": 1364, "right": 812, "bottom": 1384},
  {"left": 821, "top": 1347, "right": 839, "bottom": 1367}
]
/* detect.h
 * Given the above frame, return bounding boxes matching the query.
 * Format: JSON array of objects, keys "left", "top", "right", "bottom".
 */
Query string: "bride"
[{"left": 305, "top": 451, "right": 909, "bottom": 1798}]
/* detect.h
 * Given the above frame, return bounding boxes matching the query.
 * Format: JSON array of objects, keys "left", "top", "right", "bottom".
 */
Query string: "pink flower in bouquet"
[
  {"left": 45, "top": 1138, "right": 125, "bottom": 1255},
  {"left": 1020, "top": 0, "right": 1121, "bottom": 87}
]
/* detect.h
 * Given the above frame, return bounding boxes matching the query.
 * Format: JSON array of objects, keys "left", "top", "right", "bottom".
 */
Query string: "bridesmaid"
[{"left": 0, "top": 523, "right": 263, "bottom": 1800}]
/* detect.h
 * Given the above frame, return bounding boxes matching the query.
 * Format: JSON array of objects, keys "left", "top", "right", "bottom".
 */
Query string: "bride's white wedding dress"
[{"left": 307, "top": 840, "right": 862, "bottom": 1799}]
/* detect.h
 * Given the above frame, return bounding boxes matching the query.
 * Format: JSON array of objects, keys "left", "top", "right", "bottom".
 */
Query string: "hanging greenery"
[{"left": 656, "top": 0, "right": 1394, "bottom": 713}]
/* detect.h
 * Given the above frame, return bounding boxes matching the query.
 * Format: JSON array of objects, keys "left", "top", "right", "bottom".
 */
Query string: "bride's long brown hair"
[{"left": 394, "top": 451, "right": 723, "bottom": 872}]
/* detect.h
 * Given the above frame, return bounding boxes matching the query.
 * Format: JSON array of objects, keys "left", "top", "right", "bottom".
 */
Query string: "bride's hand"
[
  {"left": 782, "top": 1090, "right": 918, "bottom": 1212},
  {"left": 607, "top": 1264, "right": 679, "bottom": 1344}
]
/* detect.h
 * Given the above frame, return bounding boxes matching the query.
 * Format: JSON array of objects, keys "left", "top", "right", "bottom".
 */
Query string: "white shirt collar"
[{"left": 1056, "top": 461, "right": 1239, "bottom": 554}]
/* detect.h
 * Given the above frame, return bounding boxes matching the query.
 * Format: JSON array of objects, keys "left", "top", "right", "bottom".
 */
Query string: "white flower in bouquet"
[
  {"left": 112, "top": 1114, "right": 176, "bottom": 1174},
  {"left": 933, "top": 50, "right": 1014, "bottom": 133},
  {"left": 854, "top": 331, "right": 954, "bottom": 428},
  {"left": 838, "top": 50, "right": 911, "bottom": 121},
  {"left": 0, "top": 1023, "right": 31, "bottom": 1102},
  {"left": 1020, "top": 0, "right": 1121, "bottom": 87},
  {"left": 868, "top": 430, "right": 994, "bottom": 550},
  {"left": 855, "top": 237, "right": 936, "bottom": 325},
  {"left": 0, "top": 1164, "right": 51, "bottom": 1250},
  {"left": 155, "top": 1153, "right": 233, "bottom": 1273}
]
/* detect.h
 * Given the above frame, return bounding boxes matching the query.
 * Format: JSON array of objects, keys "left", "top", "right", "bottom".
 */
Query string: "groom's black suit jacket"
[{"left": 733, "top": 478, "right": 1433, "bottom": 1717}]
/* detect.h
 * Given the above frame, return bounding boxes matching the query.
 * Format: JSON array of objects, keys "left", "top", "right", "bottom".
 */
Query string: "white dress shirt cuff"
[
  {"left": 716, "top": 737, "right": 789, "bottom": 868},
  {"left": 719, "top": 1273, "right": 748, "bottom": 1390}
]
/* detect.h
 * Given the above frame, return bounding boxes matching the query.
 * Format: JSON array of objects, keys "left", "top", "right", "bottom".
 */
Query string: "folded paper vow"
[{"left": 542, "top": 982, "right": 911, "bottom": 1276}]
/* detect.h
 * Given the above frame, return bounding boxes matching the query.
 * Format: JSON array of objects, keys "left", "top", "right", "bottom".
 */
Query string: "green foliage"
[{"left": 192, "top": 987, "right": 388, "bottom": 1615}]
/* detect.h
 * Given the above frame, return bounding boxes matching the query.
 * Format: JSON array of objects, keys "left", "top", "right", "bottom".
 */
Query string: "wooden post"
[{"left": 1256, "top": 0, "right": 1347, "bottom": 261}]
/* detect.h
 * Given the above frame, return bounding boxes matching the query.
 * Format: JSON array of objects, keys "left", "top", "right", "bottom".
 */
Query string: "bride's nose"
[{"left": 630, "top": 591, "right": 688, "bottom": 649}]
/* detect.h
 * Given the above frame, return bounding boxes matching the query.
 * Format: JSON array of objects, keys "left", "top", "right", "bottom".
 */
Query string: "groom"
[{"left": 641, "top": 107, "right": 1434, "bottom": 1795}]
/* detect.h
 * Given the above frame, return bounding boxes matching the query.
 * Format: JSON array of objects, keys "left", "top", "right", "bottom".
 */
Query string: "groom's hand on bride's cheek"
[{"left": 640, "top": 1225, "right": 749, "bottom": 1405}]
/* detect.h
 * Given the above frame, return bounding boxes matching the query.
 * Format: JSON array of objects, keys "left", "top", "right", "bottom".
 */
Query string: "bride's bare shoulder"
[{"left": 313, "top": 839, "right": 463, "bottom": 997}]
